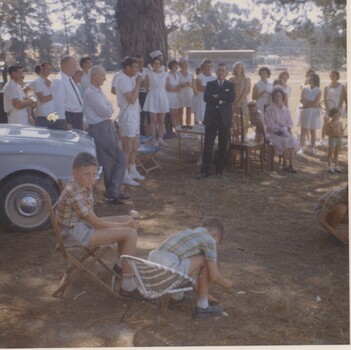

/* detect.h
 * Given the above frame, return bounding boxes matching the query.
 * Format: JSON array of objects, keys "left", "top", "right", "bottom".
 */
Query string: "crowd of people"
[
  {"left": 2, "top": 51, "right": 348, "bottom": 316},
  {"left": 3, "top": 52, "right": 347, "bottom": 177}
]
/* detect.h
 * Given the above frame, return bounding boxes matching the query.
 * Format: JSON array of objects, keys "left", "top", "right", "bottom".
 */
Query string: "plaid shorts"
[{"left": 148, "top": 249, "right": 190, "bottom": 275}]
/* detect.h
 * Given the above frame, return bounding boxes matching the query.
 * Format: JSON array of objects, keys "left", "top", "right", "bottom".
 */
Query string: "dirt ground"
[{"left": 0, "top": 131, "right": 349, "bottom": 347}]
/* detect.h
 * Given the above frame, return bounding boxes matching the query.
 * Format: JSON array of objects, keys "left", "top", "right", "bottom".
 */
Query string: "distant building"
[{"left": 187, "top": 50, "right": 256, "bottom": 72}]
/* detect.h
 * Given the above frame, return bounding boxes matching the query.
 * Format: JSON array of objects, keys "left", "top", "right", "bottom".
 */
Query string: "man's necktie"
[{"left": 69, "top": 78, "right": 82, "bottom": 106}]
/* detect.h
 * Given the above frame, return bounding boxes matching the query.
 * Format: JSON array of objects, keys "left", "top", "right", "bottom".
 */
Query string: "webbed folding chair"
[
  {"left": 120, "top": 255, "right": 195, "bottom": 333},
  {"left": 42, "top": 192, "right": 121, "bottom": 298},
  {"left": 136, "top": 144, "right": 162, "bottom": 174}
]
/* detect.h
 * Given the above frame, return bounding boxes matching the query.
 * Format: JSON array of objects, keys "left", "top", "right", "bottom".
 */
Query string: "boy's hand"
[{"left": 223, "top": 279, "right": 233, "bottom": 291}]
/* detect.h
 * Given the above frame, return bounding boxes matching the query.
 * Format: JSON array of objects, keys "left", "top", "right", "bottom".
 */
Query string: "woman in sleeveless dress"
[
  {"left": 143, "top": 57, "right": 169, "bottom": 146},
  {"left": 193, "top": 58, "right": 216, "bottom": 123},
  {"left": 166, "top": 60, "right": 181, "bottom": 133},
  {"left": 252, "top": 66, "right": 273, "bottom": 114},
  {"left": 178, "top": 58, "right": 194, "bottom": 126},
  {"left": 229, "top": 62, "right": 251, "bottom": 139},
  {"left": 320, "top": 70, "right": 346, "bottom": 145},
  {"left": 299, "top": 73, "right": 322, "bottom": 155}
]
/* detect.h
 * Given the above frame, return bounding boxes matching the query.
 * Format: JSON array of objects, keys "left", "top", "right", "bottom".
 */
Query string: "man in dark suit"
[{"left": 196, "top": 64, "right": 235, "bottom": 179}]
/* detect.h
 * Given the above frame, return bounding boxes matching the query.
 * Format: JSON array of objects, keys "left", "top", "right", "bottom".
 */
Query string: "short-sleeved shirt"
[
  {"left": 55, "top": 179, "right": 94, "bottom": 227},
  {"left": 115, "top": 72, "right": 139, "bottom": 112},
  {"left": 3, "top": 79, "right": 28, "bottom": 124},
  {"left": 32, "top": 76, "right": 54, "bottom": 117},
  {"left": 158, "top": 227, "right": 217, "bottom": 262},
  {"left": 314, "top": 187, "right": 348, "bottom": 216}
]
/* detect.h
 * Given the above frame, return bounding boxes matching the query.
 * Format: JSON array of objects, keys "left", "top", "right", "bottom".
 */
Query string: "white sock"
[
  {"left": 121, "top": 274, "right": 136, "bottom": 291},
  {"left": 197, "top": 297, "right": 209, "bottom": 309}
]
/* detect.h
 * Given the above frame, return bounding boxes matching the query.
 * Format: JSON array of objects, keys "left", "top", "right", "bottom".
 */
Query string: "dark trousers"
[
  {"left": 35, "top": 116, "right": 50, "bottom": 127},
  {"left": 65, "top": 111, "right": 83, "bottom": 130},
  {"left": 138, "top": 92, "right": 149, "bottom": 136},
  {"left": 201, "top": 119, "right": 230, "bottom": 174},
  {"left": 88, "top": 120, "right": 127, "bottom": 199}
]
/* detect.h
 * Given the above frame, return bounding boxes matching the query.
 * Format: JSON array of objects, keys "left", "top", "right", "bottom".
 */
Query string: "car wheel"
[{"left": 0, "top": 173, "right": 60, "bottom": 232}]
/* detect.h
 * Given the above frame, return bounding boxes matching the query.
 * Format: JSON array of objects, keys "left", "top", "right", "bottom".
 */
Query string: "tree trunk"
[{"left": 115, "top": 0, "right": 167, "bottom": 66}]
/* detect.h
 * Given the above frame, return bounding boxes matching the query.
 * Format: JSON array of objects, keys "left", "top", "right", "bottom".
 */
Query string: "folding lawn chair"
[
  {"left": 42, "top": 192, "right": 121, "bottom": 298},
  {"left": 136, "top": 144, "right": 162, "bottom": 174},
  {"left": 120, "top": 255, "right": 195, "bottom": 333}
]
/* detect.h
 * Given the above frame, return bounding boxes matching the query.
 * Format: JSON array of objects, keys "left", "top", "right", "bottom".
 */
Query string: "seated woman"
[{"left": 264, "top": 87, "right": 300, "bottom": 172}]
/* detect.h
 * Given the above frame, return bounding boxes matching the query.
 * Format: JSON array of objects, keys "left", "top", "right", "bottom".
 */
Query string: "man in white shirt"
[
  {"left": 83, "top": 65, "right": 129, "bottom": 204},
  {"left": 114, "top": 56, "right": 145, "bottom": 186},
  {"left": 52, "top": 55, "right": 83, "bottom": 129},
  {"left": 3, "top": 65, "right": 36, "bottom": 125},
  {"left": 31, "top": 61, "right": 55, "bottom": 126},
  {"left": 79, "top": 56, "right": 92, "bottom": 94}
]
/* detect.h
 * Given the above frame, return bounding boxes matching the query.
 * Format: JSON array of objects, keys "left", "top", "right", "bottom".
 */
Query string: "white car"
[{"left": 0, "top": 124, "right": 96, "bottom": 232}]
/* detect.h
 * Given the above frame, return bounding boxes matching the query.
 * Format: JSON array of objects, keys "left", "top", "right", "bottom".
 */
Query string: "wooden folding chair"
[
  {"left": 229, "top": 107, "right": 264, "bottom": 175},
  {"left": 120, "top": 255, "right": 195, "bottom": 333},
  {"left": 42, "top": 192, "right": 121, "bottom": 298},
  {"left": 136, "top": 144, "right": 162, "bottom": 174}
]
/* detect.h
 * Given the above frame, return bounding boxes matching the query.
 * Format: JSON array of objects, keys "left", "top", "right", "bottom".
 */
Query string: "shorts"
[
  {"left": 148, "top": 249, "right": 190, "bottom": 275},
  {"left": 328, "top": 136, "right": 342, "bottom": 150},
  {"left": 119, "top": 110, "right": 140, "bottom": 137},
  {"left": 61, "top": 221, "right": 94, "bottom": 247}
]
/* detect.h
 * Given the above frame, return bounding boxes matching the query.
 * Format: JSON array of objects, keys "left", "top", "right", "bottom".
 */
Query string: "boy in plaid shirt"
[
  {"left": 315, "top": 186, "right": 348, "bottom": 244},
  {"left": 55, "top": 152, "right": 144, "bottom": 300},
  {"left": 148, "top": 217, "right": 233, "bottom": 318}
]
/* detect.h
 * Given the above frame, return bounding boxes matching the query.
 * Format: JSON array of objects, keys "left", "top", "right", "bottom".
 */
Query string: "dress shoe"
[
  {"left": 104, "top": 194, "right": 124, "bottom": 205},
  {"left": 215, "top": 170, "right": 223, "bottom": 176},
  {"left": 196, "top": 172, "right": 210, "bottom": 179},
  {"left": 118, "top": 192, "right": 130, "bottom": 200}
]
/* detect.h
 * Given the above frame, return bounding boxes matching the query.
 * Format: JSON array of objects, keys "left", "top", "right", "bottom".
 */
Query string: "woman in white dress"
[
  {"left": 166, "top": 60, "right": 181, "bottom": 132},
  {"left": 299, "top": 73, "right": 322, "bottom": 155},
  {"left": 320, "top": 70, "right": 346, "bottom": 145},
  {"left": 178, "top": 58, "right": 193, "bottom": 126},
  {"left": 143, "top": 57, "right": 169, "bottom": 147},
  {"left": 193, "top": 58, "right": 216, "bottom": 123},
  {"left": 252, "top": 67, "right": 273, "bottom": 114}
]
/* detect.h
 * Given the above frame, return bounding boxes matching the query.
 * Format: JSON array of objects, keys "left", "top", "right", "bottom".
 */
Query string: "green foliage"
[{"left": 165, "top": 0, "right": 264, "bottom": 54}]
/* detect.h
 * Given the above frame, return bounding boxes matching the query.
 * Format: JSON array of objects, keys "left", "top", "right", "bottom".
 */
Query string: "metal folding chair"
[
  {"left": 120, "top": 255, "right": 195, "bottom": 333},
  {"left": 136, "top": 144, "right": 162, "bottom": 174}
]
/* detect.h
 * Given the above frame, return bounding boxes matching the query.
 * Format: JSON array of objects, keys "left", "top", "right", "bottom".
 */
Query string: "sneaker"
[
  {"left": 328, "top": 167, "right": 334, "bottom": 174},
  {"left": 195, "top": 304, "right": 225, "bottom": 319},
  {"left": 119, "top": 287, "right": 145, "bottom": 301},
  {"left": 335, "top": 166, "right": 343, "bottom": 173},
  {"left": 153, "top": 139, "right": 159, "bottom": 147},
  {"left": 112, "top": 263, "right": 122, "bottom": 278},
  {"left": 123, "top": 173, "right": 140, "bottom": 186},
  {"left": 297, "top": 148, "right": 304, "bottom": 155},
  {"left": 158, "top": 139, "right": 169, "bottom": 147},
  {"left": 129, "top": 168, "right": 145, "bottom": 181},
  {"left": 311, "top": 148, "right": 317, "bottom": 156},
  {"left": 168, "top": 296, "right": 186, "bottom": 310}
]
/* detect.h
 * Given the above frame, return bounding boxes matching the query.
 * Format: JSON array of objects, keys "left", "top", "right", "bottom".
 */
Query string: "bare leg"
[
  {"left": 150, "top": 113, "right": 157, "bottom": 139},
  {"left": 300, "top": 127, "right": 307, "bottom": 147},
  {"left": 88, "top": 227, "right": 137, "bottom": 275},
  {"left": 120, "top": 136, "right": 134, "bottom": 168},
  {"left": 310, "top": 129, "right": 316, "bottom": 149},
  {"left": 186, "top": 107, "right": 192, "bottom": 126},
  {"left": 334, "top": 148, "right": 339, "bottom": 168},
  {"left": 327, "top": 147, "right": 333, "bottom": 167},
  {"left": 157, "top": 113, "right": 165, "bottom": 139}
]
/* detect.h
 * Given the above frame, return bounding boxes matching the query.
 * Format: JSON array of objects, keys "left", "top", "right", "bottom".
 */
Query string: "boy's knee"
[
  {"left": 126, "top": 228, "right": 138, "bottom": 242},
  {"left": 335, "top": 203, "right": 347, "bottom": 216}
]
